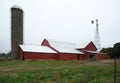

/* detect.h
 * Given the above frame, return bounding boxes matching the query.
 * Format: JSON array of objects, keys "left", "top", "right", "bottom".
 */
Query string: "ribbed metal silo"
[{"left": 11, "top": 5, "right": 23, "bottom": 59}]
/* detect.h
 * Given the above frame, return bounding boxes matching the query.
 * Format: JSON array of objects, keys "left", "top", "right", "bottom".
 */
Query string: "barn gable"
[
  {"left": 84, "top": 41, "right": 97, "bottom": 51},
  {"left": 76, "top": 41, "right": 97, "bottom": 51}
]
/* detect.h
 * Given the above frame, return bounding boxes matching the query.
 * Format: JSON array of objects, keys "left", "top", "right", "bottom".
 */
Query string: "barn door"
[
  {"left": 77, "top": 54, "right": 80, "bottom": 60},
  {"left": 22, "top": 55, "right": 24, "bottom": 60},
  {"left": 89, "top": 54, "right": 94, "bottom": 60},
  {"left": 22, "top": 53, "right": 24, "bottom": 60}
]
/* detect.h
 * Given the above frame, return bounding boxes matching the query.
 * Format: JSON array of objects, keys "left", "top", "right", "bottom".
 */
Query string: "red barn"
[
  {"left": 19, "top": 39, "right": 108, "bottom": 60},
  {"left": 19, "top": 44, "right": 57, "bottom": 60}
]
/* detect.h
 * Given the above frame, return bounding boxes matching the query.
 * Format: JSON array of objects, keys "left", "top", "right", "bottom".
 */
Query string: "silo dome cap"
[{"left": 11, "top": 5, "right": 23, "bottom": 10}]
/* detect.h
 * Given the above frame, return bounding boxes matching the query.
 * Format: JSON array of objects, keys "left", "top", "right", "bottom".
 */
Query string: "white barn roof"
[
  {"left": 48, "top": 39, "right": 76, "bottom": 48},
  {"left": 46, "top": 39, "right": 84, "bottom": 54},
  {"left": 19, "top": 44, "right": 57, "bottom": 53},
  {"left": 76, "top": 41, "right": 90, "bottom": 49}
]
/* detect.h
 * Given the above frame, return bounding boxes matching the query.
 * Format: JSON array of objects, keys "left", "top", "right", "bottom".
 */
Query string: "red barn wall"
[
  {"left": 79, "top": 53, "right": 89, "bottom": 60},
  {"left": 58, "top": 53, "right": 78, "bottom": 60},
  {"left": 77, "top": 54, "right": 84, "bottom": 60},
  {"left": 19, "top": 48, "right": 23, "bottom": 60},
  {"left": 19, "top": 48, "right": 57, "bottom": 60},
  {"left": 95, "top": 53, "right": 109, "bottom": 60},
  {"left": 23, "top": 53, "right": 57, "bottom": 60},
  {"left": 19, "top": 46, "right": 108, "bottom": 60},
  {"left": 79, "top": 52, "right": 108, "bottom": 60}
]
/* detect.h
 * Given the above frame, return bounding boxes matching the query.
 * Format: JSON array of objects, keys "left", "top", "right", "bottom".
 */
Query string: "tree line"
[{"left": 100, "top": 42, "right": 120, "bottom": 59}]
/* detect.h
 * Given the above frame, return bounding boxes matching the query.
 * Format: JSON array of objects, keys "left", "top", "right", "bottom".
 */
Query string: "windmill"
[{"left": 91, "top": 19, "right": 101, "bottom": 52}]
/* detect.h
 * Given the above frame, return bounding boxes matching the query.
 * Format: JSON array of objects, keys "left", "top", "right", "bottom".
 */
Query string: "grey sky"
[{"left": 0, "top": 0, "right": 120, "bottom": 53}]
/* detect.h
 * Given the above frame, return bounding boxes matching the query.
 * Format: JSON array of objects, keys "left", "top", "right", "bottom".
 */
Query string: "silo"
[{"left": 11, "top": 5, "right": 23, "bottom": 59}]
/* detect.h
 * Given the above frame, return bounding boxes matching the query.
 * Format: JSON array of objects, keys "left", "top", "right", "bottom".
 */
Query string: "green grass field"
[{"left": 0, "top": 60, "right": 120, "bottom": 83}]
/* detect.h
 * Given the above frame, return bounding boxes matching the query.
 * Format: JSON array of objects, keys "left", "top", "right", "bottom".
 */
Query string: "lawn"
[{"left": 0, "top": 60, "right": 120, "bottom": 83}]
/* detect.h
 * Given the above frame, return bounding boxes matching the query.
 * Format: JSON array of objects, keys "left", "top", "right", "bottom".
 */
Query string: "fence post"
[{"left": 114, "top": 57, "right": 116, "bottom": 83}]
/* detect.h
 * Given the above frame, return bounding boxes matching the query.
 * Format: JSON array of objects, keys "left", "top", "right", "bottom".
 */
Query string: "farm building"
[
  {"left": 19, "top": 39, "right": 108, "bottom": 60},
  {"left": 19, "top": 44, "right": 57, "bottom": 60}
]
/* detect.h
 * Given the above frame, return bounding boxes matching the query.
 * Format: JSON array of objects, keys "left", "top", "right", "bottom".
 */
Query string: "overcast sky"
[{"left": 0, "top": 0, "right": 120, "bottom": 53}]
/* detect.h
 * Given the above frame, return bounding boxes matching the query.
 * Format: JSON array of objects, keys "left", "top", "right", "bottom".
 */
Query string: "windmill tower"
[{"left": 91, "top": 19, "right": 101, "bottom": 52}]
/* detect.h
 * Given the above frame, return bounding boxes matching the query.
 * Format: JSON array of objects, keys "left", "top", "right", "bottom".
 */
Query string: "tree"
[
  {"left": 101, "top": 42, "right": 120, "bottom": 59},
  {"left": 100, "top": 47, "right": 113, "bottom": 58},
  {"left": 112, "top": 42, "right": 120, "bottom": 83},
  {"left": 6, "top": 51, "right": 12, "bottom": 57},
  {"left": 100, "top": 48, "right": 106, "bottom": 53},
  {"left": 112, "top": 42, "right": 120, "bottom": 58}
]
